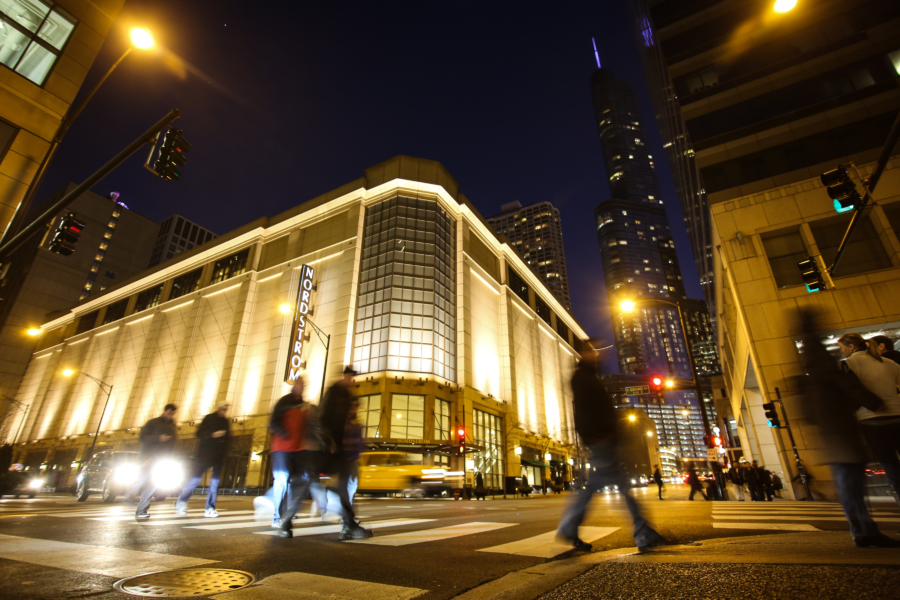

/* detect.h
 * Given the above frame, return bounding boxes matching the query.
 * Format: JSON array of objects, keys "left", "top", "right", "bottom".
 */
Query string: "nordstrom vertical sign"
[{"left": 285, "top": 264, "right": 315, "bottom": 384}]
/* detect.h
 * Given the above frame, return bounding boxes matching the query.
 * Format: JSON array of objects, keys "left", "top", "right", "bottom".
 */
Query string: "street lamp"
[
  {"left": 0, "top": 26, "right": 157, "bottom": 248},
  {"left": 26, "top": 328, "right": 41, "bottom": 336},
  {"left": 619, "top": 298, "right": 712, "bottom": 439},
  {"left": 773, "top": 0, "right": 796, "bottom": 12},
  {"left": 628, "top": 414, "right": 636, "bottom": 422},
  {"left": 63, "top": 370, "right": 113, "bottom": 463}
]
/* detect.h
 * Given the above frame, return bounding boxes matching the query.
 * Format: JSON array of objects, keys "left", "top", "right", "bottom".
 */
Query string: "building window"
[
  {"left": 357, "top": 394, "right": 382, "bottom": 438},
  {"left": 170, "top": 268, "right": 203, "bottom": 300},
  {"left": 556, "top": 318, "right": 570, "bottom": 344},
  {"left": 74, "top": 310, "right": 99, "bottom": 335},
  {"left": 104, "top": 270, "right": 116, "bottom": 279},
  {"left": 211, "top": 249, "right": 249, "bottom": 284},
  {"left": 390, "top": 394, "right": 425, "bottom": 439},
  {"left": 102, "top": 299, "right": 128, "bottom": 325},
  {"left": 434, "top": 398, "right": 450, "bottom": 441},
  {"left": 0, "top": 1, "right": 75, "bottom": 85},
  {"left": 810, "top": 216, "right": 891, "bottom": 277},
  {"left": 134, "top": 285, "right": 163, "bottom": 312},
  {"left": 507, "top": 266, "right": 529, "bottom": 304},
  {"left": 534, "top": 294, "right": 552, "bottom": 324},
  {"left": 762, "top": 229, "right": 808, "bottom": 288},
  {"left": 473, "top": 409, "right": 503, "bottom": 490}
]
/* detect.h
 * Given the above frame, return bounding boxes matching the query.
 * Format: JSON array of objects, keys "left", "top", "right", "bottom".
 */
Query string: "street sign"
[
  {"left": 624, "top": 386, "right": 649, "bottom": 395},
  {"left": 706, "top": 448, "right": 719, "bottom": 461}
]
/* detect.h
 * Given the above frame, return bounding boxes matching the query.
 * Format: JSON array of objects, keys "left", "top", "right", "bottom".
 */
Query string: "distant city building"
[
  {"left": 0, "top": 185, "right": 158, "bottom": 413},
  {"left": 681, "top": 298, "right": 720, "bottom": 379},
  {"left": 487, "top": 201, "right": 570, "bottom": 310},
  {"left": 148, "top": 215, "right": 216, "bottom": 267}
]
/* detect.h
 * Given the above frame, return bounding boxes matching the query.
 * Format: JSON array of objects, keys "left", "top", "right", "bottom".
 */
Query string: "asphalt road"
[{"left": 1, "top": 484, "right": 896, "bottom": 600}]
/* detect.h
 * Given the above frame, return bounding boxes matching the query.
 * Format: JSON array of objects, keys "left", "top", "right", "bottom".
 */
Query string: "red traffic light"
[
  {"left": 713, "top": 436, "right": 722, "bottom": 447},
  {"left": 651, "top": 377, "right": 662, "bottom": 386},
  {"left": 457, "top": 428, "right": 465, "bottom": 438}
]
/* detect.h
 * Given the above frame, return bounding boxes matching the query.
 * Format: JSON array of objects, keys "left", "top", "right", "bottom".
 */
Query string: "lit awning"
[{"left": 520, "top": 458, "right": 551, "bottom": 468}]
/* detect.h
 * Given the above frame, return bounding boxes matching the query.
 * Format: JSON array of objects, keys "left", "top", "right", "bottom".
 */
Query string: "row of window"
[{"left": 0, "top": 0, "right": 74, "bottom": 85}]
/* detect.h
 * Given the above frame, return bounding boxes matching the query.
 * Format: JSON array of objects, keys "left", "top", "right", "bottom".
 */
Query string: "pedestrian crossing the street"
[{"left": 711, "top": 500, "right": 900, "bottom": 531}]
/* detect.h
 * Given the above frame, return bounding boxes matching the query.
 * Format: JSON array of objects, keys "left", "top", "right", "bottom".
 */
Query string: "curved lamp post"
[{"left": 63, "top": 369, "right": 113, "bottom": 463}]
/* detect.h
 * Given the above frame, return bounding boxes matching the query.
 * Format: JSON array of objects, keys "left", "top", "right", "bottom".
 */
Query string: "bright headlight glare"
[
  {"left": 115, "top": 464, "right": 139, "bottom": 485},
  {"left": 29, "top": 479, "right": 43, "bottom": 489},
  {"left": 152, "top": 459, "right": 184, "bottom": 488}
]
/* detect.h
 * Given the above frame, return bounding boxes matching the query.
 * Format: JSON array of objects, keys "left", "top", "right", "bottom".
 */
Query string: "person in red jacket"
[{"left": 269, "top": 378, "right": 314, "bottom": 538}]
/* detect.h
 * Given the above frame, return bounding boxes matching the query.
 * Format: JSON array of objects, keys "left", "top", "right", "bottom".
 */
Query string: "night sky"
[{"left": 39, "top": 1, "right": 704, "bottom": 369}]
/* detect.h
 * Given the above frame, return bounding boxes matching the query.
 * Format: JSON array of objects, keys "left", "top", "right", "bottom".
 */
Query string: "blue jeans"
[
  {"left": 831, "top": 462, "right": 880, "bottom": 539},
  {"left": 557, "top": 438, "right": 658, "bottom": 547},
  {"left": 178, "top": 460, "right": 222, "bottom": 510},
  {"left": 271, "top": 451, "right": 297, "bottom": 523}
]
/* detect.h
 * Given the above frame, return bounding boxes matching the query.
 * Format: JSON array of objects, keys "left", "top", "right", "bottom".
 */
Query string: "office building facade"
[
  {"left": 6, "top": 156, "right": 587, "bottom": 494},
  {"left": 0, "top": 0, "right": 125, "bottom": 246},
  {"left": 487, "top": 201, "right": 571, "bottom": 310},
  {"left": 148, "top": 215, "right": 216, "bottom": 267}
]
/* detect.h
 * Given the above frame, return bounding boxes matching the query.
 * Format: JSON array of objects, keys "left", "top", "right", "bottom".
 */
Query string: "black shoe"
[
  {"left": 853, "top": 534, "right": 900, "bottom": 548},
  {"left": 277, "top": 527, "right": 293, "bottom": 539},
  {"left": 637, "top": 533, "right": 669, "bottom": 553},
  {"left": 339, "top": 526, "right": 373, "bottom": 541},
  {"left": 571, "top": 538, "right": 592, "bottom": 551}
]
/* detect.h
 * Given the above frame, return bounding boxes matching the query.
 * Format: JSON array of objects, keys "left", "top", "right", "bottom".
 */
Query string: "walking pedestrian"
[
  {"left": 727, "top": 462, "right": 745, "bottom": 501},
  {"left": 317, "top": 366, "right": 372, "bottom": 541},
  {"left": 799, "top": 310, "right": 900, "bottom": 547},
  {"left": 870, "top": 335, "right": 900, "bottom": 365},
  {"left": 652, "top": 464, "right": 664, "bottom": 500},
  {"left": 686, "top": 464, "right": 707, "bottom": 501},
  {"left": 745, "top": 461, "right": 762, "bottom": 501},
  {"left": 838, "top": 333, "right": 900, "bottom": 505},
  {"left": 134, "top": 404, "right": 177, "bottom": 520},
  {"left": 175, "top": 403, "right": 230, "bottom": 518},
  {"left": 556, "top": 339, "right": 664, "bottom": 552},
  {"left": 270, "top": 378, "right": 314, "bottom": 537},
  {"left": 758, "top": 466, "right": 774, "bottom": 501}
]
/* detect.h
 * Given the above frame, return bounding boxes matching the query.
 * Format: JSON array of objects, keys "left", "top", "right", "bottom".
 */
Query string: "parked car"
[
  {"left": 75, "top": 451, "right": 185, "bottom": 503},
  {"left": 356, "top": 452, "right": 462, "bottom": 496}
]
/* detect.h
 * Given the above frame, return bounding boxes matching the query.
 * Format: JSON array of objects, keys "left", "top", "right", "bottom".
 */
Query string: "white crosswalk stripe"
[
  {"left": 713, "top": 523, "right": 821, "bottom": 531},
  {"left": 478, "top": 527, "right": 620, "bottom": 558},
  {"left": 254, "top": 518, "right": 435, "bottom": 537},
  {"left": 710, "top": 501, "right": 900, "bottom": 530},
  {"left": 348, "top": 521, "right": 516, "bottom": 546}
]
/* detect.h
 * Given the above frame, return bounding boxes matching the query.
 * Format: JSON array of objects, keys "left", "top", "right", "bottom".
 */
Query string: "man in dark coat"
[
  {"left": 317, "top": 366, "right": 372, "bottom": 541},
  {"left": 686, "top": 464, "right": 707, "bottom": 501},
  {"left": 870, "top": 335, "right": 900, "bottom": 366},
  {"left": 135, "top": 404, "right": 177, "bottom": 519},
  {"left": 799, "top": 309, "right": 900, "bottom": 548},
  {"left": 727, "top": 462, "right": 745, "bottom": 501},
  {"left": 556, "top": 340, "right": 664, "bottom": 552},
  {"left": 652, "top": 465, "right": 664, "bottom": 500},
  {"left": 745, "top": 461, "right": 762, "bottom": 501},
  {"left": 175, "top": 403, "right": 230, "bottom": 518}
]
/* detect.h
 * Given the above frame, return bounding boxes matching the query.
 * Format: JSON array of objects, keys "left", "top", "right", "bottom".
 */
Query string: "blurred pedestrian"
[
  {"left": 727, "top": 462, "right": 745, "bottom": 501},
  {"left": 686, "top": 464, "right": 707, "bottom": 501},
  {"left": 838, "top": 333, "right": 900, "bottom": 506},
  {"left": 757, "top": 466, "right": 774, "bottom": 501},
  {"left": 270, "top": 378, "right": 315, "bottom": 537},
  {"left": 134, "top": 404, "right": 177, "bottom": 520},
  {"left": 318, "top": 366, "right": 372, "bottom": 540},
  {"left": 745, "top": 461, "right": 762, "bottom": 501},
  {"left": 870, "top": 335, "right": 900, "bottom": 365},
  {"left": 652, "top": 464, "right": 664, "bottom": 500},
  {"left": 175, "top": 403, "right": 230, "bottom": 518},
  {"left": 800, "top": 311, "right": 900, "bottom": 547},
  {"left": 557, "top": 340, "right": 664, "bottom": 553}
]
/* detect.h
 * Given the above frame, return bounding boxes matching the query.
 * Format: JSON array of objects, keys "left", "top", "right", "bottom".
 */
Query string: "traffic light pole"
[
  {"left": 0, "top": 109, "right": 181, "bottom": 262},
  {"left": 774, "top": 387, "right": 814, "bottom": 501},
  {"left": 829, "top": 108, "right": 900, "bottom": 277}
]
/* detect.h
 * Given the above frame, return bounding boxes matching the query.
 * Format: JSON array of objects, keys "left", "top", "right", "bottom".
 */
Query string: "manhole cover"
[{"left": 113, "top": 569, "right": 255, "bottom": 597}]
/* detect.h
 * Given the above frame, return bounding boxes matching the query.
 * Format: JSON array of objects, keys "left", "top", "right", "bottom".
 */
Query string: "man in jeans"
[
  {"left": 557, "top": 340, "right": 664, "bottom": 552},
  {"left": 134, "top": 404, "right": 177, "bottom": 520},
  {"left": 175, "top": 403, "right": 230, "bottom": 518},
  {"left": 269, "top": 380, "right": 311, "bottom": 534}
]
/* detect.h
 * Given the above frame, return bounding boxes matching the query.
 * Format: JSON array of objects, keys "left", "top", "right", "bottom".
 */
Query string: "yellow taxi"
[{"left": 357, "top": 452, "right": 462, "bottom": 497}]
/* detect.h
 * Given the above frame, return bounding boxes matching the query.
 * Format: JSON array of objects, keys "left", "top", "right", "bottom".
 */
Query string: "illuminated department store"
[{"left": 7, "top": 156, "right": 588, "bottom": 494}]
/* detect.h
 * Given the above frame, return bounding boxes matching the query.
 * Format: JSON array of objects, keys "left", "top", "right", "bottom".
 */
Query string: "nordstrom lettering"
[{"left": 284, "top": 264, "right": 315, "bottom": 384}]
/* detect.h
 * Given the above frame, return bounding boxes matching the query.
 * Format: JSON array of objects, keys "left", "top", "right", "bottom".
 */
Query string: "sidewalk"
[{"left": 453, "top": 532, "right": 900, "bottom": 600}]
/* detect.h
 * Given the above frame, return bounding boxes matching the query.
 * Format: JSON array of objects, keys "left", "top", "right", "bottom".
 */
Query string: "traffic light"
[
  {"left": 821, "top": 165, "right": 861, "bottom": 213},
  {"left": 153, "top": 127, "right": 191, "bottom": 182},
  {"left": 457, "top": 427, "right": 466, "bottom": 455},
  {"left": 797, "top": 256, "right": 825, "bottom": 293},
  {"left": 48, "top": 212, "right": 85, "bottom": 256},
  {"left": 712, "top": 435, "right": 722, "bottom": 447},
  {"left": 651, "top": 376, "right": 663, "bottom": 388},
  {"left": 762, "top": 402, "right": 781, "bottom": 428}
]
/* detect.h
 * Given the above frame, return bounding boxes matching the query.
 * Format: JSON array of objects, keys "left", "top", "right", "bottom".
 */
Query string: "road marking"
[
  {"left": 478, "top": 527, "right": 620, "bottom": 558},
  {"left": 134, "top": 513, "right": 273, "bottom": 526},
  {"left": 0, "top": 533, "right": 216, "bottom": 578},
  {"left": 712, "top": 523, "right": 822, "bottom": 531},
  {"left": 349, "top": 522, "right": 516, "bottom": 546},
  {"left": 712, "top": 515, "right": 900, "bottom": 522},
  {"left": 186, "top": 516, "right": 369, "bottom": 530},
  {"left": 87, "top": 510, "right": 253, "bottom": 522},
  {"left": 254, "top": 518, "right": 434, "bottom": 537},
  {"left": 210, "top": 571, "right": 425, "bottom": 600}
]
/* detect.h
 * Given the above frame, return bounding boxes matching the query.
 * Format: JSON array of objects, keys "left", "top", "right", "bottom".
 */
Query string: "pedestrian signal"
[
  {"left": 797, "top": 257, "right": 825, "bottom": 293},
  {"left": 821, "top": 165, "right": 860, "bottom": 213},
  {"left": 762, "top": 402, "right": 781, "bottom": 428}
]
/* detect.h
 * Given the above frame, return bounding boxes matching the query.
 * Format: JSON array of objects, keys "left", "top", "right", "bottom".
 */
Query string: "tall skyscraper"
[
  {"left": 487, "top": 201, "right": 571, "bottom": 310},
  {"left": 591, "top": 67, "right": 715, "bottom": 458},
  {"left": 148, "top": 215, "right": 216, "bottom": 267}
]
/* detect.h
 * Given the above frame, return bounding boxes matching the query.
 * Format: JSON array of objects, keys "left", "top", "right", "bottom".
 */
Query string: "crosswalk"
[{"left": 711, "top": 500, "right": 900, "bottom": 531}]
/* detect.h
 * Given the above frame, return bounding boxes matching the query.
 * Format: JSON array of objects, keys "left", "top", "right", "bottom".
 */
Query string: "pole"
[
  {"left": 775, "top": 387, "right": 813, "bottom": 501},
  {"left": 319, "top": 333, "right": 330, "bottom": 404},
  {"left": 674, "top": 302, "right": 713, "bottom": 439},
  {"left": 0, "top": 109, "right": 180, "bottom": 261},
  {"left": 84, "top": 383, "right": 113, "bottom": 462},
  {"left": 0, "top": 48, "right": 135, "bottom": 250}
]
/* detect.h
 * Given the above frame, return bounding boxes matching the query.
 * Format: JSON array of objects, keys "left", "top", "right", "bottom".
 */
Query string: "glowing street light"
[
  {"left": 130, "top": 28, "right": 154, "bottom": 50},
  {"left": 628, "top": 414, "right": 636, "bottom": 422},
  {"left": 279, "top": 303, "right": 292, "bottom": 314},
  {"left": 773, "top": 0, "right": 796, "bottom": 12},
  {"left": 620, "top": 300, "right": 636, "bottom": 313},
  {"left": 665, "top": 379, "right": 675, "bottom": 388},
  {"left": 62, "top": 369, "right": 74, "bottom": 377},
  {"left": 26, "top": 328, "right": 41, "bottom": 336},
  {"left": 682, "top": 410, "right": 689, "bottom": 416},
  {"left": 647, "top": 431, "right": 654, "bottom": 437}
]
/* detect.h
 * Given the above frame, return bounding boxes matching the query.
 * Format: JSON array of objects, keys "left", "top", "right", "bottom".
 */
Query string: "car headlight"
[
  {"left": 114, "top": 464, "right": 139, "bottom": 485},
  {"left": 152, "top": 459, "right": 184, "bottom": 489},
  {"left": 29, "top": 479, "right": 43, "bottom": 489}
]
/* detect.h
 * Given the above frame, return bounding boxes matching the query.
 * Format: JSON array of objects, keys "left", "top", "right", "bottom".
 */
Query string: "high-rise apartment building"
[
  {"left": 0, "top": 0, "right": 126, "bottom": 247},
  {"left": 148, "top": 215, "right": 216, "bottom": 267},
  {"left": 487, "top": 201, "right": 571, "bottom": 309}
]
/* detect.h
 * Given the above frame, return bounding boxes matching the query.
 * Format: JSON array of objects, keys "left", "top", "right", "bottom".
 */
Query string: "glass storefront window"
[
  {"left": 357, "top": 394, "right": 382, "bottom": 438},
  {"left": 211, "top": 248, "right": 249, "bottom": 284},
  {"left": 390, "top": 394, "right": 424, "bottom": 438},
  {"left": 473, "top": 409, "right": 503, "bottom": 489},
  {"left": 434, "top": 398, "right": 450, "bottom": 440}
]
